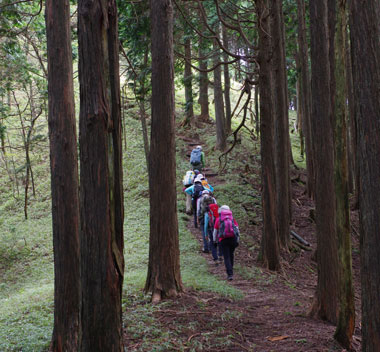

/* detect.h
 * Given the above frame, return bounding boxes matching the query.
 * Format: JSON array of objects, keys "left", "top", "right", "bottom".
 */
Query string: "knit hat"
[{"left": 219, "top": 205, "right": 230, "bottom": 213}]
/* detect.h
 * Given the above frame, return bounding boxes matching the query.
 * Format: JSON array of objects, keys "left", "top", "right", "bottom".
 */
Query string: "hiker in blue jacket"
[
  {"left": 197, "top": 190, "right": 217, "bottom": 253},
  {"left": 204, "top": 203, "right": 223, "bottom": 263},
  {"left": 184, "top": 176, "right": 204, "bottom": 228}
]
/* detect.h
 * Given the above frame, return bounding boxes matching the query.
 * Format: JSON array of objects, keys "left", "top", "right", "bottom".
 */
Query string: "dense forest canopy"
[{"left": 0, "top": 0, "right": 379, "bottom": 351}]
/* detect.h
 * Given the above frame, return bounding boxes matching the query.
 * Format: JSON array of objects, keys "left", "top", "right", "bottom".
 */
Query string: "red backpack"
[{"left": 208, "top": 204, "right": 219, "bottom": 230}]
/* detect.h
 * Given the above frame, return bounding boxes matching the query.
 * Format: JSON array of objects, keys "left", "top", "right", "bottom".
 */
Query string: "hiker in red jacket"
[{"left": 213, "top": 205, "right": 240, "bottom": 280}]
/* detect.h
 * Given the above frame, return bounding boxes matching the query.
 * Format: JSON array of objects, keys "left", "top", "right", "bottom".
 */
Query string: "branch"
[
  {"left": 174, "top": 49, "right": 239, "bottom": 73},
  {"left": 0, "top": 0, "right": 33, "bottom": 9},
  {"left": 218, "top": 79, "right": 252, "bottom": 172}
]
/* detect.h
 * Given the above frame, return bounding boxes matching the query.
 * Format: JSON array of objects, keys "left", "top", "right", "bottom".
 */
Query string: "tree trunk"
[
  {"left": 78, "top": 0, "right": 124, "bottom": 349},
  {"left": 296, "top": 77, "right": 305, "bottom": 158},
  {"left": 350, "top": 0, "right": 380, "bottom": 350},
  {"left": 183, "top": 35, "right": 194, "bottom": 125},
  {"left": 145, "top": 0, "right": 183, "bottom": 302},
  {"left": 45, "top": 0, "right": 81, "bottom": 349},
  {"left": 257, "top": 0, "right": 280, "bottom": 271},
  {"left": 272, "top": 0, "right": 290, "bottom": 249},
  {"left": 345, "top": 18, "right": 358, "bottom": 204},
  {"left": 297, "top": 0, "right": 314, "bottom": 199},
  {"left": 222, "top": 25, "right": 232, "bottom": 134},
  {"left": 213, "top": 33, "right": 227, "bottom": 152},
  {"left": 198, "top": 20, "right": 209, "bottom": 120},
  {"left": 309, "top": 0, "right": 339, "bottom": 324},
  {"left": 139, "top": 48, "right": 150, "bottom": 175},
  {"left": 333, "top": 2, "right": 355, "bottom": 348},
  {"left": 255, "top": 85, "right": 259, "bottom": 136}
]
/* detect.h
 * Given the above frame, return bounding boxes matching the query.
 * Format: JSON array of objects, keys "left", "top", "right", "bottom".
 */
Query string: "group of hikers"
[{"left": 182, "top": 145, "right": 240, "bottom": 281}]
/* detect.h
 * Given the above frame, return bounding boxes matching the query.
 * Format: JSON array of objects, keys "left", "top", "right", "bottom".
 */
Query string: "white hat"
[
  {"left": 202, "top": 190, "right": 210, "bottom": 195},
  {"left": 219, "top": 205, "right": 230, "bottom": 213},
  {"left": 194, "top": 175, "right": 203, "bottom": 183},
  {"left": 196, "top": 145, "right": 202, "bottom": 151}
]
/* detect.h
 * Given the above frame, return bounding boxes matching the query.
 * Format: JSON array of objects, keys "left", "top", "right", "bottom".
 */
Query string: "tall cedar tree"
[
  {"left": 78, "top": 0, "right": 124, "bottom": 349},
  {"left": 145, "top": 0, "right": 183, "bottom": 302},
  {"left": 309, "top": 0, "right": 339, "bottom": 323},
  {"left": 333, "top": 0, "right": 355, "bottom": 347},
  {"left": 213, "top": 31, "right": 227, "bottom": 152},
  {"left": 198, "top": 15, "right": 209, "bottom": 120},
  {"left": 271, "top": 0, "right": 291, "bottom": 249},
  {"left": 183, "top": 35, "right": 194, "bottom": 125},
  {"left": 45, "top": 0, "right": 80, "bottom": 349},
  {"left": 296, "top": 0, "right": 314, "bottom": 199},
  {"left": 350, "top": 0, "right": 380, "bottom": 349},
  {"left": 257, "top": 0, "right": 280, "bottom": 270},
  {"left": 222, "top": 26, "right": 232, "bottom": 134}
]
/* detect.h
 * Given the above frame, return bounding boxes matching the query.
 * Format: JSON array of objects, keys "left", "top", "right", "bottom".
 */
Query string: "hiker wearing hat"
[
  {"left": 182, "top": 169, "right": 200, "bottom": 214},
  {"left": 198, "top": 174, "right": 214, "bottom": 193},
  {"left": 189, "top": 145, "right": 205, "bottom": 172},
  {"left": 184, "top": 175, "right": 204, "bottom": 227},
  {"left": 213, "top": 205, "right": 240, "bottom": 280},
  {"left": 197, "top": 190, "right": 217, "bottom": 253}
]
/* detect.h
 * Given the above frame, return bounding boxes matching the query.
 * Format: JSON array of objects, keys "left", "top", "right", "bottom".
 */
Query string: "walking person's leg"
[
  {"left": 192, "top": 198, "right": 197, "bottom": 228},
  {"left": 200, "top": 220, "right": 209, "bottom": 253},
  {"left": 186, "top": 193, "right": 192, "bottom": 214},
  {"left": 220, "top": 240, "right": 233, "bottom": 279}
]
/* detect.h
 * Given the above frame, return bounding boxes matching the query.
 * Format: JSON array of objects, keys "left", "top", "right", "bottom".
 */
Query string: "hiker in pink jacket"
[{"left": 213, "top": 205, "right": 240, "bottom": 281}]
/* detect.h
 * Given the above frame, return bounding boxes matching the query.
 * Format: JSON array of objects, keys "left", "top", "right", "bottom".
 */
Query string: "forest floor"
[{"left": 124, "top": 120, "right": 362, "bottom": 352}]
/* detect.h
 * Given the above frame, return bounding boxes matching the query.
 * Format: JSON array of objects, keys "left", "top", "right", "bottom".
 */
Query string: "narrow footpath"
[{"left": 169, "top": 129, "right": 361, "bottom": 352}]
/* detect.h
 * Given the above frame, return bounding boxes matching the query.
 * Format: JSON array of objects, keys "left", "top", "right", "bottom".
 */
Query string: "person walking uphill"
[
  {"left": 182, "top": 169, "right": 200, "bottom": 214},
  {"left": 213, "top": 205, "right": 240, "bottom": 280},
  {"left": 190, "top": 145, "right": 205, "bottom": 172},
  {"left": 184, "top": 176, "right": 204, "bottom": 228}
]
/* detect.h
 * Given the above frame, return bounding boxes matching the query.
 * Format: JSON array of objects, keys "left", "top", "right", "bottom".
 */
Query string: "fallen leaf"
[{"left": 267, "top": 335, "right": 290, "bottom": 342}]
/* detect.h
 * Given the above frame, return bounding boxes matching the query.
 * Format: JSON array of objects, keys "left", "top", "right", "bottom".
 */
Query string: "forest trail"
[{"left": 171, "top": 128, "right": 362, "bottom": 351}]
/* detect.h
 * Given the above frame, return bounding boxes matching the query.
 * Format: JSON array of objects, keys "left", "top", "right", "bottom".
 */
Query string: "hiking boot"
[
  {"left": 218, "top": 257, "right": 223, "bottom": 262},
  {"left": 202, "top": 249, "right": 210, "bottom": 253},
  {"left": 227, "top": 275, "right": 233, "bottom": 281},
  {"left": 213, "top": 259, "right": 218, "bottom": 266}
]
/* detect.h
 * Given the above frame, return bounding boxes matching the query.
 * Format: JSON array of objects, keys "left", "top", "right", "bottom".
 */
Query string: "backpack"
[
  {"left": 208, "top": 203, "right": 219, "bottom": 230},
  {"left": 190, "top": 148, "right": 202, "bottom": 165},
  {"left": 183, "top": 170, "right": 195, "bottom": 186},
  {"left": 201, "top": 179, "right": 211, "bottom": 192},
  {"left": 218, "top": 210, "right": 240, "bottom": 243},
  {"left": 198, "top": 195, "right": 215, "bottom": 222},
  {"left": 193, "top": 183, "right": 204, "bottom": 200}
]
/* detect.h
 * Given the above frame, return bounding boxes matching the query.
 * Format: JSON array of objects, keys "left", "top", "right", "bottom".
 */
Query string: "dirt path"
[{"left": 172, "top": 132, "right": 362, "bottom": 351}]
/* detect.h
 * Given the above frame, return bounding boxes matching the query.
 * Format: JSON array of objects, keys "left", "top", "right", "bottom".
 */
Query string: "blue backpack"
[{"left": 190, "top": 148, "right": 202, "bottom": 165}]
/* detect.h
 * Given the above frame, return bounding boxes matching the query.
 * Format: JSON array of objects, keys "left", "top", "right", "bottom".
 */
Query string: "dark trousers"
[
  {"left": 220, "top": 237, "right": 236, "bottom": 276},
  {"left": 192, "top": 198, "right": 198, "bottom": 227},
  {"left": 209, "top": 228, "right": 222, "bottom": 260}
]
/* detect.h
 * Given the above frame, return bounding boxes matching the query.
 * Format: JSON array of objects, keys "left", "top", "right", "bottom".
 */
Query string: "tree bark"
[
  {"left": 333, "top": 1, "right": 355, "bottom": 348},
  {"left": 271, "top": 0, "right": 291, "bottom": 249},
  {"left": 309, "top": 0, "right": 339, "bottom": 324},
  {"left": 213, "top": 32, "right": 227, "bottom": 152},
  {"left": 254, "top": 85, "right": 259, "bottom": 136},
  {"left": 198, "top": 18, "right": 209, "bottom": 120},
  {"left": 183, "top": 35, "right": 194, "bottom": 125},
  {"left": 296, "top": 0, "right": 314, "bottom": 198},
  {"left": 257, "top": 0, "right": 280, "bottom": 271},
  {"left": 45, "top": 0, "right": 81, "bottom": 349},
  {"left": 350, "top": 0, "right": 380, "bottom": 350},
  {"left": 222, "top": 25, "right": 232, "bottom": 134},
  {"left": 78, "top": 0, "right": 124, "bottom": 349},
  {"left": 145, "top": 0, "right": 183, "bottom": 301}
]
